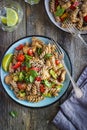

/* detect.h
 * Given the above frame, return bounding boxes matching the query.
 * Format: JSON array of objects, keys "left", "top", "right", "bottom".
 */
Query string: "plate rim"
[
  {"left": 44, "top": 0, "right": 87, "bottom": 34},
  {"left": 0, "top": 35, "right": 72, "bottom": 108}
]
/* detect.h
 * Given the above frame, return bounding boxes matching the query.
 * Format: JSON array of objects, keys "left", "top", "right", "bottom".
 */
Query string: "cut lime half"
[
  {"left": 6, "top": 8, "right": 18, "bottom": 27},
  {"left": 2, "top": 54, "right": 13, "bottom": 72}
]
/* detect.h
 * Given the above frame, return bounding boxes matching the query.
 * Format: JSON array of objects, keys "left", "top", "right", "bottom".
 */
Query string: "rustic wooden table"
[{"left": 0, "top": 0, "right": 87, "bottom": 130}]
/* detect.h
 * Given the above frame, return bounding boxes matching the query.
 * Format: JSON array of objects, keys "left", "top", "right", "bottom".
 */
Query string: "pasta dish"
[
  {"left": 4, "top": 37, "right": 66, "bottom": 102},
  {"left": 50, "top": 0, "right": 87, "bottom": 31}
]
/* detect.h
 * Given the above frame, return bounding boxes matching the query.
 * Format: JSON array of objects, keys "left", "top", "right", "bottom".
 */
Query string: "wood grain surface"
[{"left": 0, "top": 0, "right": 87, "bottom": 130}]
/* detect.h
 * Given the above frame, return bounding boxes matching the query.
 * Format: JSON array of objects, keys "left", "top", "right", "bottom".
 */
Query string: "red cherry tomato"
[
  {"left": 17, "top": 54, "right": 25, "bottom": 62},
  {"left": 12, "top": 62, "right": 21, "bottom": 69},
  {"left": 27, "top": 49, "right": 33, "bottom": 56},
  {"left": 31, "top": 67, "right": 40, "bottom": 72},
  {"left": 40, "top": 84, "right": 45, "bottom": 93},
  {"left": 16, "top": 44, "right": 24, "bottom": 50},
  {"left": 84, "top": 15, "right": 87, "bottom": 22},
  {"left": 55, "top": 59, "right": 60, "bottom": 65},
  {"left": 35, "top": 77, "right": 41, "bottom": 81},
  {"left": 17, "top": 83, "right": 26, "bottom": 90}
]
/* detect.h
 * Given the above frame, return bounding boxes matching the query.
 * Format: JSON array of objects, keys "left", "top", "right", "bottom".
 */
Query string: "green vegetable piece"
[
  {"left": 19, "top": 72, "right": 24, "bottom": 81},
  {"left": 56, "top": 84, "right": 63, "bottom": 91},
  {"left": 50, "top": 69, "right": 57, "bottom": 79},
  {"left": 9, "top": 111, "right": 18, "bottom": 118},
  {"left": 24, "top": 75, "right": 30, "bottom": 83},
  {"left": 13, "top": 75, "right": 18, "bottom": 81},
  {"left": 29, "top": 70, "right": 38, "bottom": 78},
  {"left": 43, "top": 93, "right": 52, "bottom": 97},
  {"left": 55, "top": 7, "right": 65, "bottom": 17},
  {"left": 19, "top": 91, "right": 26, "bottom": 97},
  {"left": 22, "top": 60, "right": 31, "bottom": 68},
  {"left": 29, "top": 75, "right": 34, "bottom": 83},
  {"left": 57, "top": 5, "right": 60, "bottom": 10},
  {"left": 44, "top": 80, "right": 52, "bottom": 87},
  {"left": 37, "top": 48, "right": 42, "bottom": 55},
  {"left": 25, "top": 54, "right": 32, "bottom": 61},
  {"left": 44, "top": 53, "right": 52, "bottom": 59}
]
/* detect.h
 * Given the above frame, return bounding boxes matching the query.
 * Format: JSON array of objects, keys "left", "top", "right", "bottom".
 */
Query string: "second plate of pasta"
[{"left": 0, "top": 35, "right": 72, "bottom": 108}]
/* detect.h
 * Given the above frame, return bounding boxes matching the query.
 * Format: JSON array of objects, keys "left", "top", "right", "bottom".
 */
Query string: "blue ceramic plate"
[
  {"left": 0, "top": 35, "right": 72, "bottom": 108},
  {"left": 44, "top": 0, "right": 87, "bottom": 34}
]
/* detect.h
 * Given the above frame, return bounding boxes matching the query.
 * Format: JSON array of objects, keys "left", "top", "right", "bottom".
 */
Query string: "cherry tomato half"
[{"left": 17, "top": 54, "right": 25, "bottom": 62}]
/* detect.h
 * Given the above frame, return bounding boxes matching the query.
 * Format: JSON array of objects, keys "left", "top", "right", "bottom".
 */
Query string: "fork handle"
[
  {"left": 61, "top": 60, "right": 83, "bottom": 98},
  {"left": 78, "top": 34, "right": 87, "bottom": 46}
]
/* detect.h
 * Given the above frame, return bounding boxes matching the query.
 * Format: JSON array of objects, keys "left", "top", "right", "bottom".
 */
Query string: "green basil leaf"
[
  {"left": 23, "top": 61, "right": 31, "bottom": 68},
  {"left": 44, "top": 80, "right": 52, "bottom": 87},
  {"left": 37, "top": 48, "right": 42, "bottom": 55},
  {"left": 55, "top": 7, "right": 65, "bottom": 16},
  {"left": 29, "top": 70, "right": 38, "bottom": 78},
  {"left": 25, "top": 54, "right": 32, "bottom": 61},
  {"left": 24, "top": 75, "right": 30, "bottom": 83},
  {"left": 44, "top": 53, "right": 52, "bottom": 59},
  {"left": 9, "top": 111, "right": 18, "bottom": 118},
  {"left": 29, "top": 75, "right": 34, "bottom": 83}
]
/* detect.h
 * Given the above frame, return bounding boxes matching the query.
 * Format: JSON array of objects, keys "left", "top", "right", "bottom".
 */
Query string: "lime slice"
[
  {"left": 2, "top": 54, "right": 13, "bottom": 72},
  {"left": 6, "top": 8, "right": 18, "bottom": 27},
  {"left": 1, "top": 16, "right": 7, "bottom": 24}
]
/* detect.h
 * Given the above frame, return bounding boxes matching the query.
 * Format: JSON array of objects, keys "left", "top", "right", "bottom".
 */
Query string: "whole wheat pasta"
[
  {"left": 49, "top": 0, "right": 87, "bottom": 31},
  {"left": 4, "top": 37, "right": 66, "bottom": 102}
]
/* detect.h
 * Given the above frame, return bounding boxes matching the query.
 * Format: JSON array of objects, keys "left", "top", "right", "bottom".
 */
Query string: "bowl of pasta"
[
  {"left": 0, "top": 35, "right": 72, "bottom": 108},
  {"left": 44, "top": 0, "right": 87, "bottom": 34}
]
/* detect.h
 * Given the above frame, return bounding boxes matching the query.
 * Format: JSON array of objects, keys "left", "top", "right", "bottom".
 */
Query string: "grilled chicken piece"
[{"left": 5, "top": 75, "right": 12, "bottom": 85}]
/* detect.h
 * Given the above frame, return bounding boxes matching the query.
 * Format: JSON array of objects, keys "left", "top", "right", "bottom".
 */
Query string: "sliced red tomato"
[
  {"left": 84, "top": 15, "right": 87, "bottom": 22},
  {"left": 27, "top": 49, "right": 33, "bottom": 56},
  {"left": 17, "top": 54, "right": 25, "bottom": 62},
  {"left": 16, "top": 44, "right": 24, "bottom": 50},
  {"left": 31, "top": 67, "right": 41, "bottom": 72},
  {"left": 12, "top": 62, "right": 21, "bottom": 69},
  {"left": 55, "top": 59, "right": 60, "bottom": 65},
  {"left": 40, "top": 84, "right": 45, "bottom": 93},
  {"left": 17, "top": 83, "right": 26, "bottom": 90},
  {"left": 35, "top": 77, "right": 41, "bottom": 82}
]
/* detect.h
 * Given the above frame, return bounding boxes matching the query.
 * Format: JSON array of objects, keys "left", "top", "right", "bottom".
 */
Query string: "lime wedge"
[
  {"left": 2, "top": 54, "right": 13, "bottom": 72},
  {"left": 1, "top": 16, "right": 7, "bottom": 24},
  {"left": 6, "top": 8, "right": 18, "bottom": 27}
]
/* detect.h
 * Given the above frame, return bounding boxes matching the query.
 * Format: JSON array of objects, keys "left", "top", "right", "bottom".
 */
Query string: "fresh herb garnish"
[
  {"left": 37, "top": 48, "right": 42, "bottom": 55},
  {"left": 29, "top": 70, "right": 38, "bottom": 77},
  {"left": 29, "top": 75, "right": 34, "bottom": 83},
  {"left": 24, "top": 70, "right": 38, "bottom": 83},
  {"left": 22, "top": 61, "right": 31, "bottom": 68},
  {"left": 9, "top": 111, "right": 18, "bottom": 118},
  {"left": 44, "top": 53, "right": 52, "bottom": 59},
  {"left": 25, "top": 54, "right": 32, "bottom": 61},
  {"left": 55, "top": 6, "right": 65, "bottom": 17}
]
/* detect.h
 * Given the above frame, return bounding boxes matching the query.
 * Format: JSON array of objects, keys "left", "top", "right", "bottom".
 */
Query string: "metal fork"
[
  {"left": 51, "top": 39, "right": 83, "bottom": 98},
  {"left": 64, "top": 20, "right": 87, "bottom": 46}
]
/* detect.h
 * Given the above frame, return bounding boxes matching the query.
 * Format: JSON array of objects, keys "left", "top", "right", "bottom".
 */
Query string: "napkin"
[{"left": 53, "top": 67, "right": 87, "bottom": 130}]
